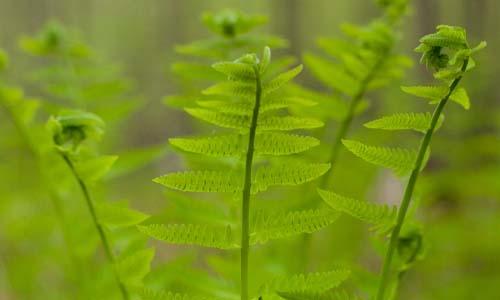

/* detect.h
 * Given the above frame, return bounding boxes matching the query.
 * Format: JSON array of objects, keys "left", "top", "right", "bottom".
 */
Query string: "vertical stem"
[
  {"left": 240, "top": 67, "right": 262, "bottom": 300},
  {"left": 61, "top": 154, "right": 129, "bottom": 300},
  {"left": 375, "top": 59, "right": 469, "bottom": 300}
]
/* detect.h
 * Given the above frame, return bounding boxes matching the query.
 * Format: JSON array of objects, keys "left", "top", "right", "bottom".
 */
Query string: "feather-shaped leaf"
[
  {"left": 449, "top": 87, "right": 470, "bottom": 110},
  {"left": 95, "top": 201, "right": 150, "bottom": 227},
  {"left": 364, "top": 112, "right": 444, "bottom": 133},
  {"left": 342, "top": 140, "right": 416, "bottom": 176},
  {"left": 185, "top": 108, "right": 250, "bottom": 129},
  {"left": 303, "top": 52, "right": 358, "bottom": 96},
  {"left": 202, "top": 81, "right": 256, "bottom": 98},
  {"left": 255, "top": 132, "right": 320, "bottom": 155},
  {"left": 116, "top": 248, "right": 155, "bottom": 285},
  {"left": 264, "top": 65, "right": 303, "bottom": 95},
  {"left": 261, "top": 269, "right": 351, "bottom": 295},
  {"left": 252, "top": 163, "right": 330, "bottom": 193},
  {"left": 401, "top": 85, "right": 470, "bottom": 109},
  {"left": 170, "top": 134, "right": 244, "bottom": 157},
  {"left": 258, "top": 116, "right": 324, "bottom": 131},
  {"left": 137, "top": 224, "right": 237, "bottom": 249},
  {"left": 250, "top": 208, "right": 339, "bottom": 244},
  {"left": 318, "top": 189, "right": 396, "bottom": 232},
  {"left": 153, "top": 170, "right": 242, "bottom": 193},
  {"left": 212, "top": 61, "right": 256, "bottom": 81},
  {"left": 419, "top": 25, "right": 467, "bottom": 50},
  {"left": 277, "top": 290, "right": 362, "bottom": 300}
]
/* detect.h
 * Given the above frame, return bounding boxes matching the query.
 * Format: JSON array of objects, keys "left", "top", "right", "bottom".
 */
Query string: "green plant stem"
[
  {"left": 320, "top": 57, "right": 386, "bottom": 189},
  {"left": 375, "top": 59, "right": 469, "bottom": 300},
  {"left": 61, "top": 153, "right": 129, "bottom": 300},
  {"left": 240, "top": 67, "right": 262, "bottom": 300}
]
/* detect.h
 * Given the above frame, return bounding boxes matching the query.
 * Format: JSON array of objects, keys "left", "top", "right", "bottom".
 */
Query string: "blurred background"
[{"left": 0, "top": 0, "right": 499, "bottom": 299}]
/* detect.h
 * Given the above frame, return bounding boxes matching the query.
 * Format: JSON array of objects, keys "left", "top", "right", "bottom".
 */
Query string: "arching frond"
[
  {"left": 258, "top": 116, "right": 324, "bottom": 131},
  {"left": 250, "top": 208, "right": 339, "bottom": 244},
  {"left": 170, "top": 134, "right": 244, "bottom": 157},
  {"left": 212, "top": 61, "right": 256, "bottom": 81},
  {"left": 137, "top": 224, "right": 237, "bottom": 249},
  {"left": 364, "top": 112, "right": 444, "bottom": 133},
  {"left": 255, "top": 132, "right": 320, "bottom": 155},
  {"left": 318, "top": 189, "right": 397, "bottom": 233},
  {"left": 342, "top": 139, "right": 416, "bottom": 176},
  {"left": 202, "top": 81, "right": 256, "bottom": 98},
  {"left": 185, "top": 108, "right": 250, "bottom": 129},
  {"left": 264, "top": 64, "right": 303, "bottom": 95},
  {"left": 153, "top": 170, "right": 242, "bottom": 193},
  {"left": 252, "top": 163, "right": 330, "bottom": 194}
]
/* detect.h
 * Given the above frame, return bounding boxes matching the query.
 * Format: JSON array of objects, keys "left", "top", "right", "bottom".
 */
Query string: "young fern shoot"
[
  {"left": 139, "top": 47, "right": 350, "bottom": 299},
  {"left": 318, "top": 25, "right": 486, "bottom": 299}
]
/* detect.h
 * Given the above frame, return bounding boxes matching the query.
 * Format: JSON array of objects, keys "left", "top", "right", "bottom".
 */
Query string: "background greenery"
[{"left": 0, "top": 0, "right": 498, "bottom": 299}]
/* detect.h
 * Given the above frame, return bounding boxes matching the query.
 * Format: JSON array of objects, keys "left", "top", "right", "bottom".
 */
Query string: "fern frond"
[
  {"left": 419, "top": 25, "right": 467, "bottom": 50},
  {"left": 212, "top": 61, "right": 256, "bottom": 81},
  {"left": 342, "top": 139, "right": 416, "bottom": 176},
  {"left": 116, "top": 248, "right": 155, "bottom": 285},
  {"left": 203, "top": 81, "right": 256, "bottom": 98},
  {"left": 185, "top": 108, "right": 250, "bottom": 129},
  {"left": 137, "top": 288, "right": 208, "bottom": 300},
  {"left": 277, "top": 290, "right": 362, "bottom": 300},
  {"left": 137, "top": 224, "right": 237, "bottom": 249},
  {"left": 250, "top": 208, "right": 339, "bottom": 244},
  {"left": 449, "top": 87, "right": 470, "bottom": 110},
  {"left": 364, "top": 112, "right": 444, "bottom": 133},
  {"left": 261, "top": 269, "right": 351, "bottom": 295},
  {"left": 258, "top": 116, "right": 324, "bottom": 131},
  {"left": 318, "top": 189, "right": 396, "bottom": 232},
  {"left": 170, "top": 134, "right": 244, "bottom": 157},
  {"left": 255, "top": 132, "right": 320, "bottom": 156},
  {"left": 401, "top": 85, "right": 470, "bottom": 109},
  {"left": 264, "top": 65, "right": 303, "bottom": 95},
  {"left": 303, "top": 52, "right": 358, "bottom": 96},
  {"left": 252, "top": 163, "right": 330, "bottom": 193},
  {"left": 153, "top": 170, "right": 242, "bottom": 193}
]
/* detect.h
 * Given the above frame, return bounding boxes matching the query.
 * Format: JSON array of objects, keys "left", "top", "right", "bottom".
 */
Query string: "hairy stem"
[
  {"left": 376, "top": 59, "right": 469, "bottom": 300},
  {"left": 240, "top": 67, "right": 262, "bottom": 300},
  {"left": 61, "top": 153, "right": 129, "bottom": 300},
  {"left": 320, "top": 57, "right": 387, "bottom": 189}
]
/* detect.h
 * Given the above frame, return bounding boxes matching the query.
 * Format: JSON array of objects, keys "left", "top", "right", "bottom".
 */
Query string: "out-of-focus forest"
[{"left": 0, "top": 0, "right": 499, "bottom": 299}]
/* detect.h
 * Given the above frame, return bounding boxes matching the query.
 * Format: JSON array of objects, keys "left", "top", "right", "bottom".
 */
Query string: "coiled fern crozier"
[
  {"left": 138, "top": 47, "right": 353, "bottom": 299},
  {"left": 318, "top": 25, "right": 486, "bottom": 299}
]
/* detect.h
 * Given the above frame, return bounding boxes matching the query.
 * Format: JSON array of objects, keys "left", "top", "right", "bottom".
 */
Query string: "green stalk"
[
  {"left": 61, "top": 153, "right": 130, "bottom": 300},
  {"left": 320, "top": 57, "right": 387, "bottom": 189},
  {"left": 375, "top": 59, "right": 469, "bottom": 300},
  {"left": 240, "top": 67, "right": 262, "bottom": 300}
]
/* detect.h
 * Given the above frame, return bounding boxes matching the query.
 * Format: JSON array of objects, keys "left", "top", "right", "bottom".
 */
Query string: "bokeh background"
[{"left": 1, "top": 0, "right": 499, "bottom": 299}]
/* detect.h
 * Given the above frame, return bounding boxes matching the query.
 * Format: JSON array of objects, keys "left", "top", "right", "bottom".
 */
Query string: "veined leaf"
[
  {"left": 116, "top": 248, "right": 155, "bottom": 285},
  {"left": 170, "top": 134, "right": 244, "bottom": 157},
  {"left": 342, "top": 140, "right": 416, "bottom": 176},
  {"left": 153, "top": 170, "right": 242, "bottom": 193},
  {"left": 203, "top": 81, "right": 255, "bottom": 98},
  {"left": 264, "top": 65, "right": 303, "bottom": 95},
  {"left": 364, "top": 112, "right": 444, "bottom": 133},
  {"left": 250, "top": 208, "right": 339, "bottom": 244},
  {"left": 212, "top": 61, "right": 256, "bottom": 81},
  {"left": 252, "top": 163, "right": 330, "bottom": 193},
  {"left": 303, "top": 52, "right": 358, "bottom": 96},
  {"left": 277, "top": 290, "right": 362, "bottom": 300},
  {"left": 449, "top": 87, "right": 470, "bottom": 110},
  {"left": 318, "top": 189, "right": 396, "bottom": 232},
  {"left": 261, "top": 269, "right": 351, "bottom": 294},
  {"left": 95, "top": 201, "right": 150, "bottom": 227},
  {"left": 255, "top": 132, "right": 320, "bottom": 155},
  {"left": 419, "top": 25, "right": 467, "bottom": 50},
  {"left": 401, "top": 85, "right": 470, "bottom": 109},
  {"left": 258, "top": 116, "right": 324, "bottom": 131},
  {"left": 185, "top": 108, "right": 250, "bottom": 129},
  {"left": 137, "top": 224, "right": 237, "bottom": 249}
]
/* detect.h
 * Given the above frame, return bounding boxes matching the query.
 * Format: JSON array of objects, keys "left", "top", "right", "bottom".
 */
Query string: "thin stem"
[
  {"left": 60, "top": 153, "right": 129, "bottom": 300},
  {"left": 320, "top": 57, "right": 387, "bottom": 189},
  {"left": 375, "top": 59, "right": 469, "bottom": 300},
  {"left": 240, "top": 67, "right": 262, "bottom": 300}
]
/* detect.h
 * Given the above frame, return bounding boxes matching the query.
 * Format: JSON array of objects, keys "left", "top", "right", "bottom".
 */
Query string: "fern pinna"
[
  {"left": 318, "top": 25, "right": 486, "bottom": 299},
  {"left": 138, "top": 47, "right": 350, "bottom": 300},
  {"left": 294, "top": 0, "right": 411, "bottom": 188}
]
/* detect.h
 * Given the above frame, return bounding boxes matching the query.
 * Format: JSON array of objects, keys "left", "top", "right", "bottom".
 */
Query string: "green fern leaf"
[
  {"left": 252, "top": 163, "right": 330, "bottom": 193},
  {"left": 419, "top": 25, "right": 467, "bottom": 50},
  {"left": 153, "top": 170, "right": 242, "bottom": 193},
  {"left": 116, "top": 248, "right": 155, "bottom": 285},
  {"left": 264, "top": 65, "right": 303, "bottom": 95},
  {"left": 137, "top": 288, "right": 208, "bottom": 300},
  {"left": 364, "top": 112, "right": 444, "bottom": 133},
  {"left": 170, "top": 134, "right": 244, "bottom": 157},
  {"left": 303, "top": 52, "right": 358, "bottom": 96},
  {"left": 449, "top": 87, "right": 470, "bottom": 110},
  {"left": 212, "top": 61, "right": 256, "bottom": 81},
  {"left": 255, "top": 132, "right": 320, "bottom": 155},
  {"left": 95, "top": 201, "right": 150, "bottom": 227},
  {"left": 261, "top": 269, "right": 351, "bottom": 295},
  {"left": 137, "top": 224, "right": 237, "bottom": 249},
  {"left": 401, "top": 85, "right": 469, "bottom": 109},
  {"left": 258, "top": 116, "right": 324, "bottom": 131},
  {"left": 202, "top": 81, "right": 256, "bottom": 98},
  {"left": 250, "top": 208, "right": 339, "bottom": 244},
  {"left": 342, "top": 139, "right": 416, "bottom": 176},
  {"left": 277, "top": 290, "right": 362, "bottom": 300},
  {"left": 185, "top": 108, "right": 250, "bottom": 129},
  {"left": 318, "top": 189, "right": 396, "bottom": 232}
]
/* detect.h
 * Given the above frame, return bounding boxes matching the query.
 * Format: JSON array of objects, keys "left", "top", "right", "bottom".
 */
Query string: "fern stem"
[
  {"left": 61, "top": 153, "right": 130, "bottom": 300},
  {"left": 376, "top": 59, "right": 469, "bottom": 300},
  {"left": 240, "top": 67, "right": 262, "bottom": 300},
  {"left": 320, "top": 56, "right": 386, "bottom": 189}
]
